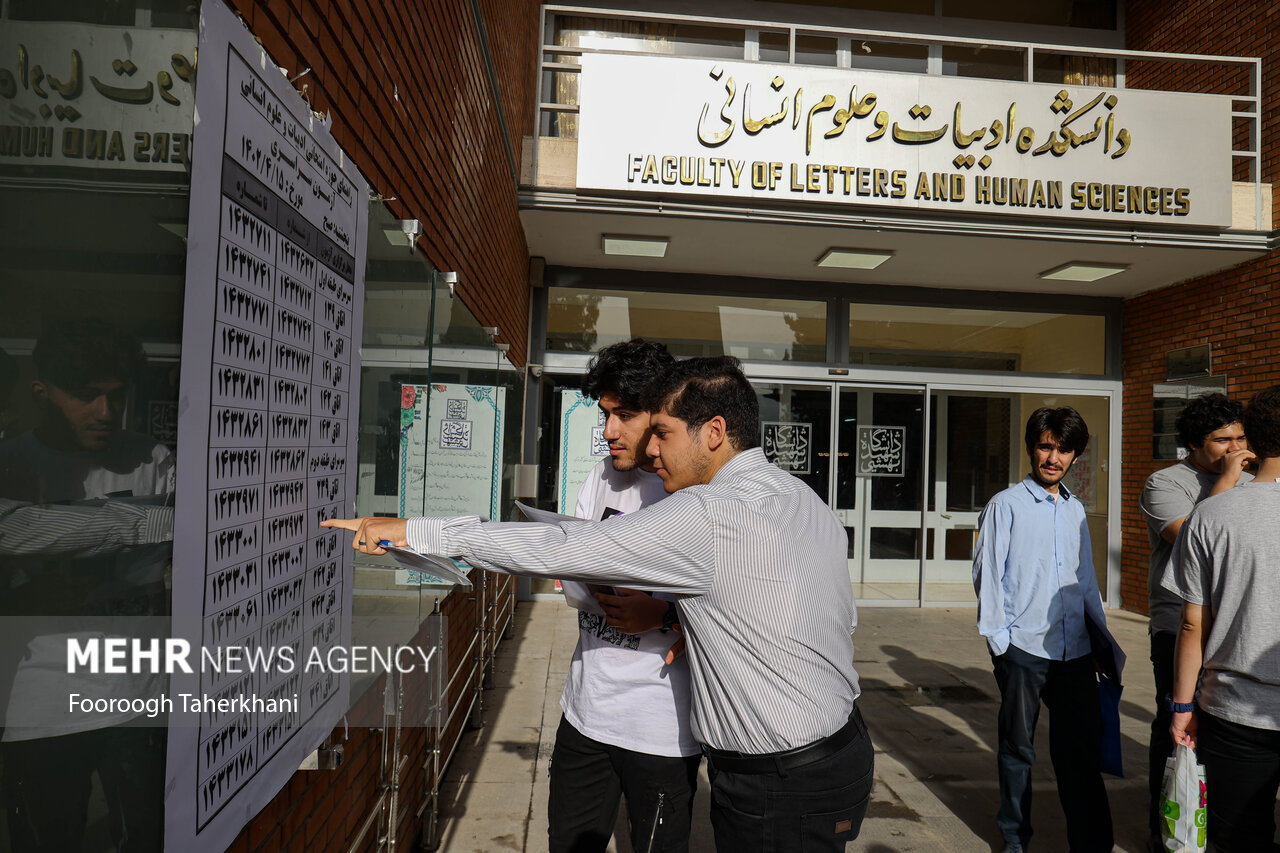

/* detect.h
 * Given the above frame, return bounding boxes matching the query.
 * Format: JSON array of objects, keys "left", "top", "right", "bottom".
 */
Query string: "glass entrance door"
[
  {"left": 754, "top": 382, "right": 833, "bottom": 505},
  {"left": 752, "top": 381, "right": 926, "bottom": 604},
  {"left": 925, "top": 392, "right": 1018, "bottom": 603},
  {"left": 834, "top": 387, "right": 926, "bottom": 603},
  {"left": 925, "top": 390, "right": 1112, "bottom": 605},
  {"left": 749, "top": 380, "right": 1110, "bottom": 607}
]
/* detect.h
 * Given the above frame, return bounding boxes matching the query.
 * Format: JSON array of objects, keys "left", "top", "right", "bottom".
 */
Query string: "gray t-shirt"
[
  {"left": 1140, "top": 461, "right": 1250, "bottom": 635},
  {"left": 1162, "top": 481, "right": 1280, "bottom": 731}
]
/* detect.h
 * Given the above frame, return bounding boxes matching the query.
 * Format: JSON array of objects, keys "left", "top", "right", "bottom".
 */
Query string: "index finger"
[{"left": 320, "top": 518, "right": 362, "bottom": 531}]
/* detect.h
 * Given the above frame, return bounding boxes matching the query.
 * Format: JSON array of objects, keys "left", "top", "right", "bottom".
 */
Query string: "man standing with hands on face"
[
  {"left": 1140, "top": 392, "right": 1251, "bottom": 852},
  {"left": 550, "top": 339, "right": 701, "bottom": 853},
  {"left": 974, "top": 407, "right": 1114, "bottom": 853}
]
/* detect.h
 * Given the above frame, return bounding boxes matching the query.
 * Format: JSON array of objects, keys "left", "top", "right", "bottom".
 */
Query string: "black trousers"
[
  {"left": 1197, "top": 709, "right": 1280, "bottom": 852},
  {"left": 547, "top": 716, "right": 701, "bottom": 853},
  {"left": 703, "top": 705, "right": 873, "bottom": 853},
  {"left": 1148, "top": 630, "right": 1176, "bottom": 846},
  {"left": 3, "top": 726, "right": 164, "bottom": 853},
  {"left": 991, "top": 644, "right": 1113, "bottom": 852}
]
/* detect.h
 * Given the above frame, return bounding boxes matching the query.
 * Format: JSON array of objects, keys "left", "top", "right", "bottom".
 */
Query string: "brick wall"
[
  {"left": 1119, "top": 1, "right": 1279, "bottom": 612},
  {"left": 226, "top": 0, "right": 540, "bottom": 365}
]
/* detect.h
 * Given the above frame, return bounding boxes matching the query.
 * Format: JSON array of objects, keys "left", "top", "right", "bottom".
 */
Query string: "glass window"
[
  {"left": 551, "top": 16, "right": 746, "bottom": 60},
  {"left": 849, "top": 40, "right": 929, "bottom": 75},
  {"left": 546, "top": 15, "right": 760, "bottom": 138},
  {"left": 353, "top": 203, "right": 522, "bottom": 699},
  {"left": 924, "top": 390, "right": 1111, "bottom": 604},
  {"left": 1151, "top": 377, "right": 1227, "bottom": 460},
  {"left": 835, "top": 386, "right": 927, "bottom": 603},
  {"left": 768, "top": 0, "right": 934, "bottom": 13},
  {"left": 759, "top": 31, "right": 790, "bottom": 64},
  {"left": 943, "top": 395, "right": 1013, "bottom": 512},
  {"left": 362, "top": 207, "right": 494, "bottom": 351},
  {"left": 941, "top": 0, "right": 1117, "bottom": 29},
  {"left": 796, "top": 35, "right": 837, "bottom": 68},
  {"left": 0, "top": 9, "right": 197, "bottom": 849},
  {"left": 849, "top": 303, "right": 1107, "bottom": 375},
  {"left": 755, "top": 382, "right": 832, "bottom": 502},
  {"left": 942, "top": 45, "right": 1027, "bottom": 81},
  {"left": 362, "top": 204, "right": 436, "bottom": 348},
  {"left": 1034, "top": 53, "right": 1117, "bottom": 87},
  {"left": 548, "top": 288, "right": 827, "bottom": 361}
]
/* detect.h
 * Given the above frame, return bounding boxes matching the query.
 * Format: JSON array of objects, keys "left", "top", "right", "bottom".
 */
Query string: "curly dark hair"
[
  {"left": 1243, "top": 387, "right": 1280, "bottom": 458},
  {"left": 1175, "top": 392, "right": 1244, "bottom": 449},
  {"left": 641, "top": 356, "right": 760, "bottom": 451},
  {"left": 1024, "top": 406, "right": 1089, "bottom": 455},
  {"left": 581, "top": 338, "right": 674, "bottom": 410},
  {"left": 32, "top": 318, "right": 144, "bottom": 390}
]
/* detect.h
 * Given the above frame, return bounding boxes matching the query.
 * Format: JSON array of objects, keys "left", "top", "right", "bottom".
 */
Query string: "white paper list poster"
[
  {"left": 557, "top": 390, "right": 609, "bottom": 514},
  {"left": 396, "top": 383, "right": 505, "bottom": 584},
  {"left": 167, "top": 1, "right": 368, "bottom": 849}
]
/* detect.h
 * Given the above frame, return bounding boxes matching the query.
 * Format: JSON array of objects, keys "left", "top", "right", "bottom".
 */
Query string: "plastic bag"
[{"left": 1159, "top": 743, "right": 1207, "bottom": 852}]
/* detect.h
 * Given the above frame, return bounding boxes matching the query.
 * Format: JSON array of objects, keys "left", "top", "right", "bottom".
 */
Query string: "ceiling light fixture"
[
  {"left": 1038, "top": 262, "right": 1128, "bottom": 282},
  {"left": 816, "top": 248, "right": 894, "bottom": 270},
  {"left": 602, "top": 234, "right": 669, "bottom": 258}
]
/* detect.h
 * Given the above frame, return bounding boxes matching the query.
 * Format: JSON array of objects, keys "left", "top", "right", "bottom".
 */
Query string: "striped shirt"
[
  {"left": 0, "top": 499, "right": 174, "bottom": 558},
  {"left": 406, "top": 447, "right": 860, "bottom": 754}
]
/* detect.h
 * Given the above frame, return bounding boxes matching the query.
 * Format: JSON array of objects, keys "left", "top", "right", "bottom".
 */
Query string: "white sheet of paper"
[
  {"left": 382, "top": 545, "right": 473, "bottom": 590},
  {"left": 514, "top": 500, "right": 581, "bottom": 525},
  {"left": 513, "top": 501, "right": 605, "bottom": 613}
]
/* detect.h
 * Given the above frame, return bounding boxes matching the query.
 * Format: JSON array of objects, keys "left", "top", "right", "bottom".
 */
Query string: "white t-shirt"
[
  {"left": 0, "top": 430, "right": 174, "bottom": 740},
  {"left": 559, "top": 460, "right": 698, "bottom": 757}
]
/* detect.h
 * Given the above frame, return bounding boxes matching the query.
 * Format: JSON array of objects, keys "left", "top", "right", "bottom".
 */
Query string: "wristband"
[
  {"left": 659, "top": 601, "right": 678, "bottom": 634},
  {"left": 1165, "top": 693, "right": 1195, "bottom": 713}
]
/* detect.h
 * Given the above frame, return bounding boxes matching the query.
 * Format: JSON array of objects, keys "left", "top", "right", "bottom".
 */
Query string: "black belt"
[{"left": 703, "top": 704, "right": 863, "bottom": 775}]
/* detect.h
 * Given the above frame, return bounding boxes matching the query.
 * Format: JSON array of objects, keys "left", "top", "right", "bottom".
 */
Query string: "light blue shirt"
[{"left": 973, "top": 475, "right": 1105, "bottom": 659}]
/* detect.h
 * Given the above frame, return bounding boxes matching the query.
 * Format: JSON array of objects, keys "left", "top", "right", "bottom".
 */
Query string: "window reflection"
[
  {"left": 548, "top": 287, "right": 827, "bottom": 361},
  {"left": 941, "top": 0, "right": 1117, "bottom": 29},
  {"left": 0, "top": 324, "right": 174, "bottom": 851},
  {"left": 850, "top": 303, "right": 1106, "bottom": 375},
  {"left": 0, "top": 6, "right": 193, "bottom": 847}
]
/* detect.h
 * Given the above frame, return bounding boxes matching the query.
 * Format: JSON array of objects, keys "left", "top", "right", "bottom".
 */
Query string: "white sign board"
[
  {"left": 0, "top": 20, "right": 195, "bottom": 172},
  {"left": 858, "top": 425, "right": 907, "bottom": 477},
  {"left": 167, "top": 1, "right": 368, "bottom": 848},
  {"left": 557, "top": 390, "right": 608, "bottom": 514},
  {"left": 578, "top": 54, "right": 1232, "bottom": 227},
  {"left": 397, "top": 383, "right": 505, "bottom": 583},
  {"left": 762, "top": 421, "right": 812, "bottom": 475}
]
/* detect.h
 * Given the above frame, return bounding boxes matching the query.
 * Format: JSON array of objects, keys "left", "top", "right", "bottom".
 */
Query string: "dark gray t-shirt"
[
  {"left": 1162, "top": 481, "right": 1280, "bottom": 731},
  {"left": 1140, "top": 461, "right": 1250, "bottom": 635}
]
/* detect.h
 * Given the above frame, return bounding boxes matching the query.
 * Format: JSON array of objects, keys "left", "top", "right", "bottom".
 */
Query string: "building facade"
[{"left": 0, "top": 0, "right": 1272, "bottom": 849}]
